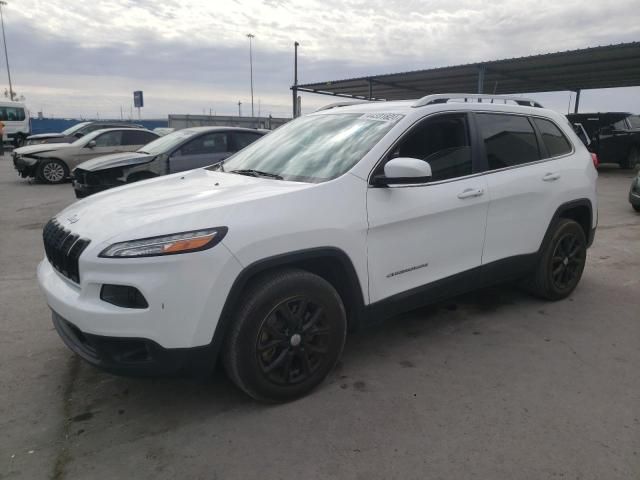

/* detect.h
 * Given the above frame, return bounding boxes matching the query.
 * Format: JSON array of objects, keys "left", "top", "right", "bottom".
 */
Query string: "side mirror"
[
  {"left": 373, "top": 157, "right": 432, "bottom": 186},
  {"left": 599, "top": 125, "right": 613, "bottom": 135},
  {"left": 87, "top": 140, "right": 96, "bottom": 149},
  {"left": 74, "top": 132, "right": 84, "bottom": 138}
]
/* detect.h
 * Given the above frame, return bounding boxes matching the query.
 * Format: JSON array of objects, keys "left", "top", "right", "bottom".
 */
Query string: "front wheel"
[
  {"left": 223, "top": 268, "right": 347, "bottom": 402},
  {"left": 633, "top": 204, "right": 640, "bottom": 213},
  {"left": 525, "top": 219, "right": 587, "bottom": 300},
  {"left": 37, "top": 159, "right": 69, "bottom": 184}
]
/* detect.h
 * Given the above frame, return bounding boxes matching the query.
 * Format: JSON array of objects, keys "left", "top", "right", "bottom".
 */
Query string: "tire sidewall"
[
  {"left": 541, "top": 220, "right": 587, "bottom": 299},
  {"left": 37, "top": 159, "right": 68, "bottom": 184},
  {"left": 230, "top": 272, "right": 346, "bottom": 402}
]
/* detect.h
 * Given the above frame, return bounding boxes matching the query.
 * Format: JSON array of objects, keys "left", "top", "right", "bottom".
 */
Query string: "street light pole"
[
  {"left": 0, "top": 1, "right": 14, "bottom": 101},
  {"left": 246, "top": 33, "right": 255, "bottom": 117}
]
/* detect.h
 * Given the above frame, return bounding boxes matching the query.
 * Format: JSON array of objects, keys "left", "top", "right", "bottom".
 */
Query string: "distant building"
[{"left": 168, "top": 114, "right": 290, "bottom": 131}]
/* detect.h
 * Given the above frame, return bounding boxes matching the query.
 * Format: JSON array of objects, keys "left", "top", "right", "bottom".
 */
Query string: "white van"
[{"left": 0, "top": 101, "right": 30, "bottom": 147}]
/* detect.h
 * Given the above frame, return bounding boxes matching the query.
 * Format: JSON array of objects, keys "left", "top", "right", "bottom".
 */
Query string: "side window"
[
  {"left": 386, "top": 113, "right": 472, "bottom": 181},
  {"left": 533, "top": 118, "right": 572, "bottom": 157},
  {"left": 3, "top": 107, "right": 25, "bottom": 121},
  {"left": 612, "top": 119, "right": 627, "bottom": 130},
  {"left": 476, "top": 113, "right": 540, "bottom": 170},
  {"left": 123, "top": 130, "right": 157, "bottom": 146},
  {"left": 233, "top": 132, "right": 262, "bottom": 150},
  {"left": 0, "top": 108, "right": 7, "bottom": 121},
  {"left": 179, "top": 133, "right": 229, "bottom": 156},
  {"left": 93, "top": 131, "right": 123, "bottom": 147}
]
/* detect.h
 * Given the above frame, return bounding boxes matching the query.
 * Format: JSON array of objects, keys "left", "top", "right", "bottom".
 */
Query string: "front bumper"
[
  {"left": 37, "top": 239, "right": 242, "bottom": 350},
  {"left": 629, "top": 188, "right": 640, "bottom": 207},
  {"left": 12, "top": 153, "right": 38, "bottom": 178},
  {"left": 51, "top": 310, "right": 213, "bottom": 376}
]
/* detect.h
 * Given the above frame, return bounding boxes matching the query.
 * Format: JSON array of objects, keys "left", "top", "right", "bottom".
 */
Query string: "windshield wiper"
[{"left": 229, "top": 169, "right": 283, "bottom": 180}]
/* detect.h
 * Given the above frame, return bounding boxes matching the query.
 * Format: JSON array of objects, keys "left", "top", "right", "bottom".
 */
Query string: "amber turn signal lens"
[{"left": 162, "top": 234, "right": 216, "bottom": 253}]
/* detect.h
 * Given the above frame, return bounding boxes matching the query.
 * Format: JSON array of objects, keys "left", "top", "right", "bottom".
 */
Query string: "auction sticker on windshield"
[{"left": 360, "top": 113, "right": 404, "bottom": 122}]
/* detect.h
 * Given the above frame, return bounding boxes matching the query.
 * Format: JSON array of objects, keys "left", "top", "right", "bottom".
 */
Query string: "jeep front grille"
[{"left": 42, "top": 219, "right": 91, "bottom": 283}]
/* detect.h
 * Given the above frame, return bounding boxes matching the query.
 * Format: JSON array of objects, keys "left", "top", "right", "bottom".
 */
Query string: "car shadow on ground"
[{"left": 61, "top": 283, "right": 534, "bottom": 440}]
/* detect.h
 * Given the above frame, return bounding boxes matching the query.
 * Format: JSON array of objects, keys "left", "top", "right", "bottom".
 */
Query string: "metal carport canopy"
[{"left": 294, "top": 42, "right": 640, "bottom": 104}]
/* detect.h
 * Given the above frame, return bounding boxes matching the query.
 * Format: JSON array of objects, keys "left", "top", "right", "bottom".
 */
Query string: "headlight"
[{"left": 99, "top": 227, "right": 228, "bottom": 258}]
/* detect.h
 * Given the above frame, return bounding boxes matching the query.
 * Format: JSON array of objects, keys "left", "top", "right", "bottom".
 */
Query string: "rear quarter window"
[{"left": 533, "top": 118, "right": 573, "bottom": 157}]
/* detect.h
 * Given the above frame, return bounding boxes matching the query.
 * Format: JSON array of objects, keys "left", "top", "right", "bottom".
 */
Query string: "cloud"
[{"left": 3, "top": 0, "right": 640, "bottom": 118}]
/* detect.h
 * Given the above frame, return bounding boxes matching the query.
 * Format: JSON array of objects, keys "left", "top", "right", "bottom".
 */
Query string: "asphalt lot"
[{"left": 1, "top": 154, "right": 638, "bottom": 480}]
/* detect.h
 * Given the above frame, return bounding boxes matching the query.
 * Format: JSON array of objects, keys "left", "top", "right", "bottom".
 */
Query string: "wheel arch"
[
  {"left": 208, "top": 247, "right": 366, "bottom": 361},
  {"left": 541, "top": 199, "right": 594, "bottom": 250}
]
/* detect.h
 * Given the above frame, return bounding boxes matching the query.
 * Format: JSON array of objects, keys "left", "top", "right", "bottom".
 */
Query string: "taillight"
[{"left": 591, "top": 153, "right": 599, "bottom": 168}]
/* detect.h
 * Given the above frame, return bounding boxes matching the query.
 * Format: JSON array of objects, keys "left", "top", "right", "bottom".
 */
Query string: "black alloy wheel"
[
  {"left": 223, "top": 268, "right": 347, "bottom": 402},
  {"left": 525, "top": 218, "right": 587, "bottom": 300},
  {"left": 549, "top": 232, "right": 586, "bottom": 291},
  {"left": 256, "top": 296, "right": 330, "bottom": 386}
]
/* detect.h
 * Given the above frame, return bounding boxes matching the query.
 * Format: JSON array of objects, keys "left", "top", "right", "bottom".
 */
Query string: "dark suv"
[{"left": 567, "top": 112, "right": 640, "bottom": 169}]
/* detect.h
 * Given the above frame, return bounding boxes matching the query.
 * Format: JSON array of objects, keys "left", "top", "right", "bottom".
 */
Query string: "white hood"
[{"left": 54, "top": 168, "right": 312, "bottom": 245}]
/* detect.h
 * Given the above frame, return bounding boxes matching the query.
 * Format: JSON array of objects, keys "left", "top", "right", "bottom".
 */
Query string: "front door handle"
[
  {"left": 542, "top": 172, "right": 561, "bottom": 182},
  {"left": 457, "top": 188, "right": 484, "bottom": 199}
]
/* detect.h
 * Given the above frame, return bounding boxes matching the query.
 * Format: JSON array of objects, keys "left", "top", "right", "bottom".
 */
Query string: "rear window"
[
  {"left": 476, "top": 113, "right": 541, "bottom": 170},
  {"left": 533, "top": 118, "right": 572, "bottom": 157}
]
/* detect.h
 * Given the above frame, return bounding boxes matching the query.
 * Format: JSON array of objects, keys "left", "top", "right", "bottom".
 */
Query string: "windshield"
[
  {"left": 211, "top": 113, "right": 402, "bottom": 183},
  {"left": 138, "top": 129, "right": 202, "bottom": 155},
  {"left": 627, "top": 115, "right": 640, "bottom": 129},
  {"left": 62, "top": 122, "right": 91, "bottom": 136}
]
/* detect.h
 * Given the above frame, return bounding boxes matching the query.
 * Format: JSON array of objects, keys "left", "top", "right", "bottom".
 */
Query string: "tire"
[
  {"left": 526, "top": 219, "right": 587, "bottom": 301},
  {"left": 633, "top": 204, "right": 640, "bottom": 213},
  {"left": 36, "top": 159, "right": 69, "bottom": 184},
  {"left": 621, "top": 146, "right": 640, "bottom": 170},
  {"left": 223, "top": 268, "right": 347, "bottom": 402},
  {"left": 13, "top": 134, "right": 26, "bottom": 148}
]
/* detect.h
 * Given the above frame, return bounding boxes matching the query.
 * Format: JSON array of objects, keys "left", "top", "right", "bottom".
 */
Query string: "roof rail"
[
  {"left": 315, "top": 100, "right": 371, "bottom": 112},
  {"left": 412, "top": 94, "right": 544, "bottom": 108}
]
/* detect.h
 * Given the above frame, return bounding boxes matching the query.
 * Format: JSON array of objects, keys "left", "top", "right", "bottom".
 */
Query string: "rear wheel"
[
  {"left": 37, "top": 159, "right": 69, "bottom": 184},
  {"left": 621, "top": 146, "right": 640, "bottom": 170},
  {"left": 13, "top": 134, "right": 26, "bottom": 148},
  {"left": 223, "top": 268, "right": 347, "bottom": 402},
  {"left": 526, "top": 219, "right": 587, "bottom": 300}
]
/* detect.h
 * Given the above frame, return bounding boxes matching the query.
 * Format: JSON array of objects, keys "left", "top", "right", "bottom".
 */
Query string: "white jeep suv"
[{"left": 38, "top": 94, "right": 598, "bottom": 402}]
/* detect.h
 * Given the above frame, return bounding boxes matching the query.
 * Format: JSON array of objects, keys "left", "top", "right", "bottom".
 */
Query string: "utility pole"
[
  {"left": 292, "top": 41, "right": 299, "bottom": 118},
  {"left": 0, "top": 1, "right": 14, "bottom": 101},
  {"left": 237, "top": 101, "right": 242, "bottom": 117},
  {"left": 246, "top": 33, "right": 255, "bottom": 117}
]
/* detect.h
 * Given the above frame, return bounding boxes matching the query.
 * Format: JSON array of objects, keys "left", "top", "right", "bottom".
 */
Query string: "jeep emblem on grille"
[{"left": 67, "top": 214, "right": 79, "bottom": 224}]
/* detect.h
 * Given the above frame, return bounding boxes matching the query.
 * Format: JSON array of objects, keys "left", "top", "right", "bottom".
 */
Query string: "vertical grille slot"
[{"left": 42, "top": 219, "right": 91, "bottom": 283}]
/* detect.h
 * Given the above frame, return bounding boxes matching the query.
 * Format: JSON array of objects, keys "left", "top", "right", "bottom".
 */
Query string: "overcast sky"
[{"left": 3, "top": 0, "right": 640, "bottom": 119}]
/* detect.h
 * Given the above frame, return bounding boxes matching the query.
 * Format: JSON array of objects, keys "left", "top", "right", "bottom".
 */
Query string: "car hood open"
[
  {"left": 14, "top": 142, "right": 73, "bottom": 156},
  {"left": 75, "top": 151, "right": 154, "bottom": 172},
  {"left": 55, "top": 167, "right": 313, "bottom": 244}
]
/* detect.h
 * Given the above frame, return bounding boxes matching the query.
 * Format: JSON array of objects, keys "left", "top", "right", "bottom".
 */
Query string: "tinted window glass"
[
  {"left": 123, "top": 130, "right": 157, "bottom": 146},
  {"left": 387, "top": 113, "right": 472, "bottom": 181},
  {"left": 234, "top": 132, "right": 262, "bottom": 150},
  {"left": 180, "top": 133, "right": 229, "bottom": 155},
  {"left": 93, "top": 131, "right": 123, "bottom": 147},
  {"left": 533, "top": 118, "right": 572, "bottom": 157},
  {"left": 477, "top": 113, "right": 540, "bottom": 169},
  {"left": 0, "top": 107, "right": 25, "bottom": 121}
]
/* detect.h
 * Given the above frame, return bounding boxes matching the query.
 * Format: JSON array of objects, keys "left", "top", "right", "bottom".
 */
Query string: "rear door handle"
[
  {"left": 542, "top": 172, "right": 561, "bottom": 182},
  {"left": 457, "top": 188, "right": 484, "bottom": 199}
]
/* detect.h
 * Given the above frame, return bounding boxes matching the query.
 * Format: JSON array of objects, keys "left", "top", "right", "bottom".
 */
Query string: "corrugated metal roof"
[{"left": 296, "top": 42, "right": 640, "bottom": 101}]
